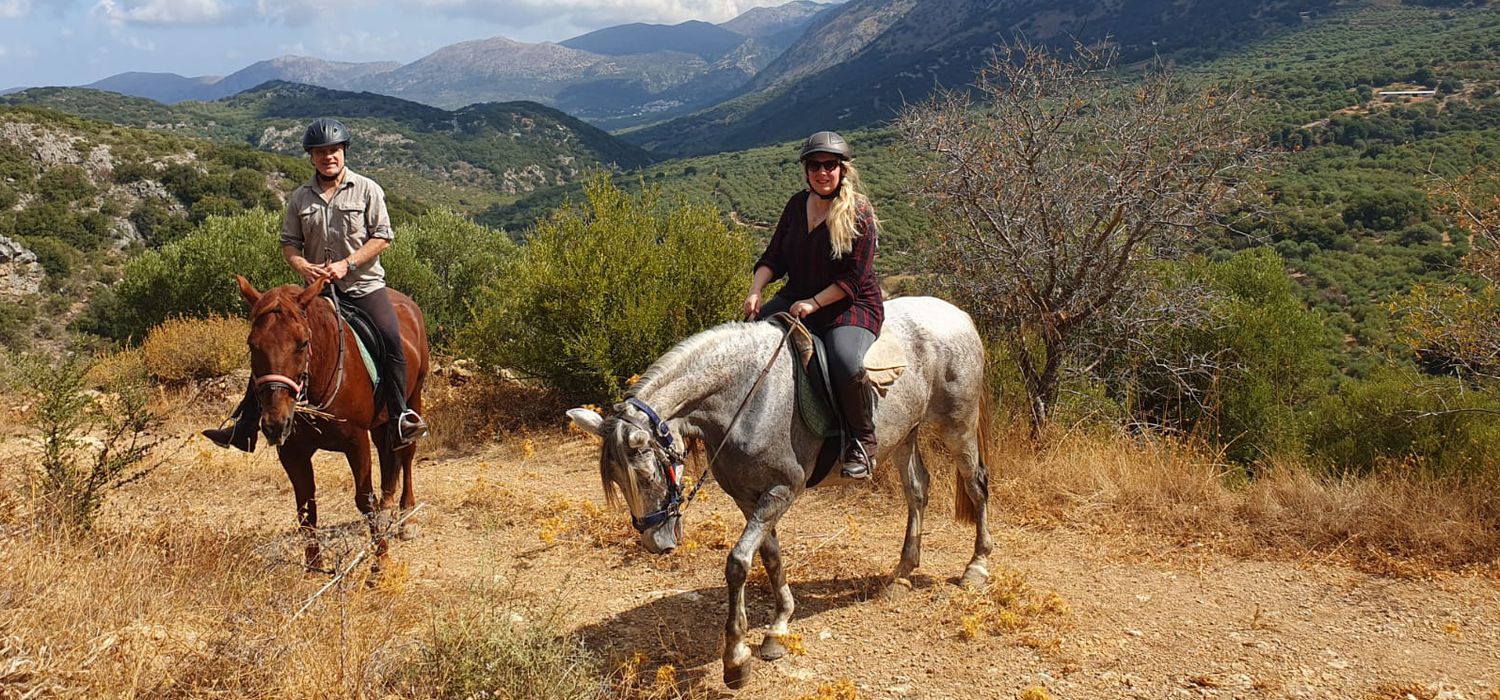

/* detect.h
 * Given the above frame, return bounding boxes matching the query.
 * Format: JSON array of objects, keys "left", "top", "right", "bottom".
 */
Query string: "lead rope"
[{"left": 679, "top": 317, "right": 798, "bottom": 512}]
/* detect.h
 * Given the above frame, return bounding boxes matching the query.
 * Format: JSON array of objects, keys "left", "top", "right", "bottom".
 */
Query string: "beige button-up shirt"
[{"left": 280, "top": 168, "right": 394, "bottom": 298}]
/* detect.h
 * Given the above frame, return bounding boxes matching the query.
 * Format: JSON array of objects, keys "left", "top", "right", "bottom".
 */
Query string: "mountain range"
[{"left": 62, "top": 1, "right": 836, "bottom": 130}]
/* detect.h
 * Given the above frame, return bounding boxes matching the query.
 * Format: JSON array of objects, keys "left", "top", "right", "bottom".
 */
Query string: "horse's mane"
[
  {"left": 626, "top": 320, "right": 759, "bottom": 399},
  {"left": 250, "top": 285, "right": 308, "bottom": 322}
]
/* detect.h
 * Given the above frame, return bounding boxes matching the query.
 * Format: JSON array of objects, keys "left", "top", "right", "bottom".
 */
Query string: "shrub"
[
  {"left": 384, "top": 602, "right": 604, "bottom": 699},
  {"left": 84, "top": 347, "right": 148, "bottom": 389},
  {"left": 459, "top": 174, "right": 753, "bottom": 401},
  {"left": 141, "top": 315, "right": 248, "bottom": 384},
  {"left": 19, "top": 356, "right": 164, "bottom": 531},
  {"left": 1114, "top": 249, "right": 1336, "bottom": 463},
  {"left": 105, "top": 210, "right": 297, "bottom": 341},
  {"left": 15, "top": 235, "right": 80, "bottom": 278},
  {"left": 37, "top": 165, "right": 95, "bottom": 204},
  {"left": 1304, "top": 367, "right": 1500, "bottom": 477},
  {"left": 385, "top": 209, "right": 513, "bottom": 346},
  {"left": 129, "top": 200, "right": 192, "bottom": 245}
]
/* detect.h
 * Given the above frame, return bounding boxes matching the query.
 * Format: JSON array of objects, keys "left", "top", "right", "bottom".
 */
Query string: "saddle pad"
[
  {"left": 863, "top": 333, "right": 906, "bottom": 396},
  {"left": 324, "top": 297, "right": 381, "bottom": 391}
]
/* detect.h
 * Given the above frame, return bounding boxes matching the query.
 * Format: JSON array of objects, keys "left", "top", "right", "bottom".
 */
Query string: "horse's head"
[
  {"left": 567, "top": 403, "right": 683, "bottom": 554},
  {"left": 237, "top": 275, "right": 328, "bottom": 447}
]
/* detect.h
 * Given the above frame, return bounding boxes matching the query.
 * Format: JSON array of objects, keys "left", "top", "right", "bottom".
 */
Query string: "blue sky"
[{"left": 0, "top": 0, "right": 802, "bottom": 89}]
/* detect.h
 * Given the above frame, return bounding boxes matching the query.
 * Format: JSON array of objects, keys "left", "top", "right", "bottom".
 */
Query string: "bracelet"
[{"left": 811, "top": 298, "right": 822, "bottom": 309}]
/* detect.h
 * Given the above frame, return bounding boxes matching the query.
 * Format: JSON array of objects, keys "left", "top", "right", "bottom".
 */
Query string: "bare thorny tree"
[
  {"left": 896, "top": 42, "right": 1267, "bottom": 435},
  {"left": 1400, "top": 165, "right": 1500, "bottom": 389}
]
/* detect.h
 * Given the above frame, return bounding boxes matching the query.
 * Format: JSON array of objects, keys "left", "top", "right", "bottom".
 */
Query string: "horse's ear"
[
  {"left": 296, "top": 277, "right": 328, "bottom": 307},
  {"left": 236, "top": 275, "right": 261, "bottom": 306},
  {"left": 567, "top": 408, "right": 605, "bottom": 437}
]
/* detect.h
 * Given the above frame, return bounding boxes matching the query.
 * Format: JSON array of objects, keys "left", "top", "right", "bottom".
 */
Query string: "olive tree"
[{"left": 896, "top": 42, "right": 1266, "bottom": 434}]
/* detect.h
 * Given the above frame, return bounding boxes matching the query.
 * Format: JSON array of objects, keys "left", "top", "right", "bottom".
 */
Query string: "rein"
[
  {"left": 252, "top": 293, "right": 349, "bottom": 418},
  {"left": 624, "top": 318, "right": 797, "bottom": 532}
]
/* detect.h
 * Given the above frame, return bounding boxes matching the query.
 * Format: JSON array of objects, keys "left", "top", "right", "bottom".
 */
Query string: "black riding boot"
[
  {"left": 836, "top": 375, "right": 878, "bottom": 479},
  {"left": 380, "top": 356, "right": 428, "bottom": 447},
  {"left": 202, "top": 382, "right": 259, "bottom": 453}
]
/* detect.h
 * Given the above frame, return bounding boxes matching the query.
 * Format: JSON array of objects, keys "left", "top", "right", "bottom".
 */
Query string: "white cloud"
[
  {"left": 91, "top": 0, "right": 236, "bottom": 26},
  {"left": 0, "top": 0, "right": 29, "bottom": 19}
]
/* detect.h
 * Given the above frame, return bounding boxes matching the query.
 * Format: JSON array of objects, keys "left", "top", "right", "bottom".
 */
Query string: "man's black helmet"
[
  {"left": 799, "top": 131, "right": 851, "bottom": 161},
  {"left": 302, "top": 117, "right": 351, "bottom": 152}
]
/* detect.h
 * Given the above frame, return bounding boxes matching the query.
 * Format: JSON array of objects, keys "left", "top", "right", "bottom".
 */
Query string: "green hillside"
[
  {"left": 2, "top": 82, "right": 656, "bottom": 213},
  {"left": 483, "top": 3, "right": 1500, "bottom": 378}
]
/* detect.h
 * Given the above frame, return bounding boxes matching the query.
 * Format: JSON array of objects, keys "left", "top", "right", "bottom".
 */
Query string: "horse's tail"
[{"left": 954, "top": 390, "right": 992, "bottom": 525}]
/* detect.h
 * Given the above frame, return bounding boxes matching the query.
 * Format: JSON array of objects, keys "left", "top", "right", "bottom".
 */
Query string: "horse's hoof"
[
  {"left": 398, "top": 523, "right": 420, "bottom": 541},
  {"left": 724, "top": 663, "right": 751, "bottom": 690},
  {"left": 759, "top": 634, "right": 787, "bottom": 661},
  {"left": 880, "top": 577, "right": 913, "bottom": 601},
  {"left": 960, "top": 564, "right": 990, "bottom": 590}
]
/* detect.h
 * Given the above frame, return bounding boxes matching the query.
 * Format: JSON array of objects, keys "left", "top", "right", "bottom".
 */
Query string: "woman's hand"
[
  {"left": 742, "top": 291, "right": 762, "bottom": 321},
  {"left": 790, "top": 299, "right": 820, "bottom": 319}
]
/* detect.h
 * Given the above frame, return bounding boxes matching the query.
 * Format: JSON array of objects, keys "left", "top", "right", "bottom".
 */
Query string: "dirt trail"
[{"left": 109, "top": 431, "right": 1500, "bottom": 699}]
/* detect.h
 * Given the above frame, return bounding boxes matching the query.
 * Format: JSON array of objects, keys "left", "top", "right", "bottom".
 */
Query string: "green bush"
[
  {"left": 17, "top": 235, "right": 81, "bottom": 278},
  {"left": 36, "top": 165, "right": 94, "bottom": 204},
  {"left": 103, "top": 210, "right": 296, "bottom": 341},
  {"left": 129, "top": 200, "right": 192, "bottom": 245},
  {"left": 385, "top": 209, "right": 513, "bottom": 346},
  {"left": 460, "top": 174, "right": 753, "bottom": 400},
  {"left": 1116, "top": 249, "right": 1336, "bottom": 463},
  {"left": 1304, "top": 368, "right": 1500, "bottom": 477}
]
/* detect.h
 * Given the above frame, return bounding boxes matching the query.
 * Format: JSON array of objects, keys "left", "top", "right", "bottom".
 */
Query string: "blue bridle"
[{"left": 624, "top": 397, "right": 687, "bottom": 533}]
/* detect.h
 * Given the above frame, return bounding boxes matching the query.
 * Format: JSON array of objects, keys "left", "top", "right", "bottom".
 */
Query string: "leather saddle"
[
  {"left": 326, "top": 294, "right": 386, "bottom": 392},
  {"left": 768, "top": 313, "right": 906, "bottom": 487}
]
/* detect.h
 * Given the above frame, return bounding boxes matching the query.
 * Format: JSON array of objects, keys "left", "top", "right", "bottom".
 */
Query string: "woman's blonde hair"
[{"left": 822, "top": 159, "right": 877, "bottom": 259}]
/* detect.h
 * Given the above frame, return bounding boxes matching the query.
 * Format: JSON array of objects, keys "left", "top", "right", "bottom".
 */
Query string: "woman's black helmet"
[
  {"left": 799, "top": 131, "right": 851, "bottom": 161},
  {"left": 302, "top": 118, "right": 351, "bottom": 152}
]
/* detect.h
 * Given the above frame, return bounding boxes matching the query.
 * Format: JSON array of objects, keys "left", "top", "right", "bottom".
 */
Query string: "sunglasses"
[{"left": 804, "top": 159, "right": 842, "bottom": 173}]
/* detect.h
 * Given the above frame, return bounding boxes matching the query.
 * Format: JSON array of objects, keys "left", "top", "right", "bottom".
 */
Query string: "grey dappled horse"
[{"left": 567, "top": 296, "right": 993, "bottom": 690}]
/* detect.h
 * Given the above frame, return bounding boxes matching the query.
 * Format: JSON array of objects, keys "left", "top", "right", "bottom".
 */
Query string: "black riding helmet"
[
  {"left": 799, "top": 131, "right": 851, "bottom": 161},
  {"left": 302, "top": 117, "right": 351, "bottom": 152}
]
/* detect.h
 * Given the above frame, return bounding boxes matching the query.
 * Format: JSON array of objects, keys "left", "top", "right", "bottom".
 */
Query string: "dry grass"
[
  {"left": 84, "top": 347, "right": 147, "bottom": 390},
  {"left": 986, "top": 425, "right": 1500, "bottom": 572},
  {"left": 141, "top": 315, "right": 248, "bottom": 385},
  {"left": 422, "top": 364, "right": 575, "bottom": 453}
]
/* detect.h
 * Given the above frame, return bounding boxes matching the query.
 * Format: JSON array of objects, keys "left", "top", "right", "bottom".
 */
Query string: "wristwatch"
[{"left": 345, "top": 256, "right": 358, "bottom": 273}]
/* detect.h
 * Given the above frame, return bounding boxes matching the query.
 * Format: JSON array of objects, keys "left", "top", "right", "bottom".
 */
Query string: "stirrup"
[
  {"left": 840, "top": 441, "right": 875, "bottom": 480},
  {"left": 394, "top": 409, "right": 429, "bottom": 446}
]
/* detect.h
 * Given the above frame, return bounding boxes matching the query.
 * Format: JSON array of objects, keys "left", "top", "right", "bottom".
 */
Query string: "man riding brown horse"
[{"left": 204, "top": 117, "right": 428, "bottom": 450}]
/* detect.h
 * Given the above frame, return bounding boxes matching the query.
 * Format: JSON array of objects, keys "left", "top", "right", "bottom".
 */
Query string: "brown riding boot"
[{"left": 836, "top": 376, "right": 878, "bottom": 479}]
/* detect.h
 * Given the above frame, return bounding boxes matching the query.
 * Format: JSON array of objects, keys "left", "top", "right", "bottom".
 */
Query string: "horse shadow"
[{"left": 574, "top": 571, "right": 902, "bottom": 693}]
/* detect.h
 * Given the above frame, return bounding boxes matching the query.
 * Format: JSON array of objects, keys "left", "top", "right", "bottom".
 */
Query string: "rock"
[{"left": 0, "top": 234, "right": 43, "bottom": 299}]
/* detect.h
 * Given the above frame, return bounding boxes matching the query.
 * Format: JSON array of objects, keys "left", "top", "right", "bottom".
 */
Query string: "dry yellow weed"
[
  {"left": 1019, "top": 686, "right": 1052, "bottom": 700},
  {"left": 789, "top": 679, "right": 858, "bottom": 700}
]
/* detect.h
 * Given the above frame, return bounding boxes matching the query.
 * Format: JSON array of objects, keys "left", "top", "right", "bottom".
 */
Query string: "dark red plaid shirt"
[{"left": 755, "top": 191, "right": 883, "bottom": 335}]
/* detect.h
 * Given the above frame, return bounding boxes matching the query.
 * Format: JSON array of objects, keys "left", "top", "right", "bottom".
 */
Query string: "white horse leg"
[
  {"left": 724, "top": 486, "right": 793, "bottom": 690},
  {"left": 890, "top": 431, "right": 926, "bottom": 587},
  {"left": 756, "top": 528, "right": 796, "bottom": 661},
  {"left": 954, "top": 438, "right": 993, "bottom": 589}
]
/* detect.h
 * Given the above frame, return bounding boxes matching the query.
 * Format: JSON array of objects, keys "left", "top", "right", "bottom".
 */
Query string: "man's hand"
[
  {"left": 323, "top": 259, "right": 351, "bottom": 281},
  {"left": 292, "top": 257, "right": 328, "bottom": 285}
]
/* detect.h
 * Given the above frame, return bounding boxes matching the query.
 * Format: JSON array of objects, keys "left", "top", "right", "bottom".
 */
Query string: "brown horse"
[{"left": 235, "top": 274, "right": 429, "bottom": 573}]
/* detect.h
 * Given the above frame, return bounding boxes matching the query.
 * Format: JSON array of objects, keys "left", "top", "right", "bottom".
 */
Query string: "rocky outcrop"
[{"left": 0, "top": 235, "right": 43, "bottom": 299}]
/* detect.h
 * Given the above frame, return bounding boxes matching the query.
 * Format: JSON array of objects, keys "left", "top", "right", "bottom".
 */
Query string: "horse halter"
[
  {"left": 621, "top": 397, "right": 688, "bottom": 533},
  {"left": 251, "top": 295, "right": 346, "bottom": 415}
]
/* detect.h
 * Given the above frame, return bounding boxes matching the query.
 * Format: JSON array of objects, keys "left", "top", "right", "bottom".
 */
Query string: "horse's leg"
[
  {"left": 944, "top": 422, "right": 993, "bottom": 589},
  {"left": 724, "top": 486, "right": 793, "bottom": 690},
  {"left": 756, "top": 528, "right": 795, "bottom": 661},
  {"left": 278, "top": 445, "right": 322, "bottom": 571},
  {"left": 343, "top": 433, "right": 386, "bottom": 574},
  {"left": 888, "top": 429, "right": 927, "bottom": 595},
  {"left": 373, "top": 421, "right": 419, "bottom": 541},
  {"left": 399, "top": 388, "right": 420, "bottom": 539}
]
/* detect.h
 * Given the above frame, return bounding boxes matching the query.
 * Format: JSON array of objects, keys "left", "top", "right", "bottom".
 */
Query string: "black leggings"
[
  {"left": 756, "top": 293, "right": 875, "bottom": 382},
  {"left": 340, "top": 286, "right": 409, "bottom": 411}
]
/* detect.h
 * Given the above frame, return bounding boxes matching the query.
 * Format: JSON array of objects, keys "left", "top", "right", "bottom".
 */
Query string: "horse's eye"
[{"left": 296, "top": 340, "right": 309, "bottom": 351}]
